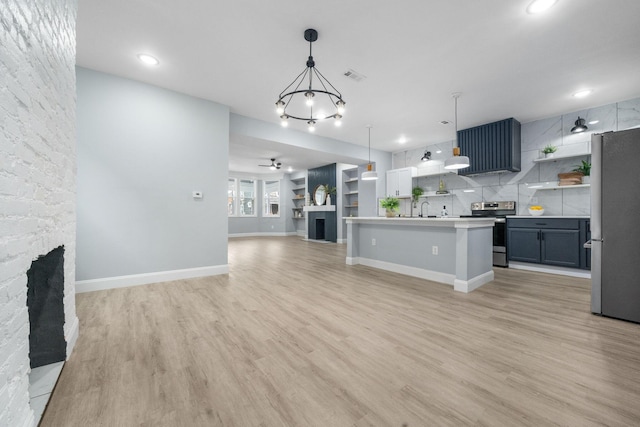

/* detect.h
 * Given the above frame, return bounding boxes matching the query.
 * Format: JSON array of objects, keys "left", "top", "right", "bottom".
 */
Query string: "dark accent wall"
[
  {"left": 27, "top": 246, "right": 66, "bottom": 368},
  {"left": 308, "top": 163, "right": 337, "bottom": 242}
]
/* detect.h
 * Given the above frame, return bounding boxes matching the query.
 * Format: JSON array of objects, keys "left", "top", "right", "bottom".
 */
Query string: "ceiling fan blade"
[{"left": 258, "top": 158, "right": 281, "bottom": 168}]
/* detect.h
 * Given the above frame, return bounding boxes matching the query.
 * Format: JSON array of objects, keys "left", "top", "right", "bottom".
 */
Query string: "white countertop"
[
  {"left": 507, "top": 215, "right": 590, "bottom": 219},
  {"left": 344, "top": 216, "right": 495, "bottom": 229}
]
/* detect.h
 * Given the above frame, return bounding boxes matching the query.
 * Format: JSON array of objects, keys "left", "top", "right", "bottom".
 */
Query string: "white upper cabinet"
[{"left": 386, "top": 167, "right": 415, "bottom": 197}]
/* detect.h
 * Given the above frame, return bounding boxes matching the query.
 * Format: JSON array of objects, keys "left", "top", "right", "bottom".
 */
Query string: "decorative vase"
[
  {"left": 545, "top": 152, "right": 554, "bottom": 158},
  {"left": 385, "top": 209, "right": 395, "bottom": 218},
  {"left": 326, "top": 194, "right": 331, "bottom": 205},
  {"left": 582, "top": 176, "right": 591, "bottom": 184}
]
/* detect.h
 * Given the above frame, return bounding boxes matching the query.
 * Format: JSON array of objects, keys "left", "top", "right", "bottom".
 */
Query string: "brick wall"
[{"left": 0, "top": 1, "right": 78, "bottom": 426}]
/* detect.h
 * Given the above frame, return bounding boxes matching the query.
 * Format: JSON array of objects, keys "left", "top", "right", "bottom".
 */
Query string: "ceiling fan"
[{"left": 259, "top": 158, "right": 282, "bottom": 170}]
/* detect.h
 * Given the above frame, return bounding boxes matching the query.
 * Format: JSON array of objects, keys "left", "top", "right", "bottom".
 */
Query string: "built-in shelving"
[
  {"left": 342, "top": 167, "right": 359, "bottom": 218},
  {"left": 414, "top": 169, "right": 457, "bottom": 178},
  {"left": 533, "top": 152, "right": 591, "bottom": 163},
  {"left": 527, "top": 183, "right": 591, "bottom": 191},
  {"left": 421, "top": 192, "right": 452, "bottom": 198},
  {"left": 290, "top": 176, "right": 307, "bottom": 228}
]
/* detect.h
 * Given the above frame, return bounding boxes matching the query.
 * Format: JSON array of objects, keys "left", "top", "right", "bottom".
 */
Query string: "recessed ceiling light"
[
  {"left": 463, "top": 189, "right": 475, "bottom": 193},
  {"left": 573, "top": 89, "right": 592, "bottom": 98},
  {"left": 398, "top": 136, "right": 407, "bottom": 144},
  {"left": 588, "top": 120, "right": 599, "bottom": 125},
  {"left": 137, "top": 54, "right": 159, "bottom": 66},
  {"left": 526, "top": 0, "right": 558, "bottom": 14},
  {"left": 436, "top": 150, "right": 442, "bottom": 154}
]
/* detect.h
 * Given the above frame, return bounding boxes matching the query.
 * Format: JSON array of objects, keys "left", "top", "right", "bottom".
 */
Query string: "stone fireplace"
[{"left": 0, "top": 1, "right": 79, "bottom": 426}]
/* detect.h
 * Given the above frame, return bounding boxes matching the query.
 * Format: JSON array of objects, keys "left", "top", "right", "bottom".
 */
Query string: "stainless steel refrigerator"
[{"left": 591, "top": 128, "right": 640, "bottom": 323}]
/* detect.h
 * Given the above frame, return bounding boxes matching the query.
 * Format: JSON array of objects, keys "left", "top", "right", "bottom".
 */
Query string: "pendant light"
[
  {"left": 421, "top": 151, "right": 432, "bottom": 162},
  {"left": 444, "top": 93, "right": 470, "bottom": 170},
  {"left": 275, "top": 29, "right": 346, "bottom": 132},
  {"left": 362, "top": 125, "right": 378, "bottom": 180},
  {"left": 571, "top": 117, "right": 588, "bottom": 133}
]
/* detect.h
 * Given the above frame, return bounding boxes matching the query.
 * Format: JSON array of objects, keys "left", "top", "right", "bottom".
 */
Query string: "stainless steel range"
[{"left": 461, "top": 201, "right": 516, "bottom": 267}]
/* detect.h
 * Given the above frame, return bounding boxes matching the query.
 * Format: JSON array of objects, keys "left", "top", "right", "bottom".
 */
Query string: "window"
[
  {"left": 228, "top": 178, "right": 237, "bottom": 216},
  {"left": 239, "top": 179, "right": 257, "bottom": 217},
  {"left": 263, "top": 180, "right": 280, "bottom": 217}
]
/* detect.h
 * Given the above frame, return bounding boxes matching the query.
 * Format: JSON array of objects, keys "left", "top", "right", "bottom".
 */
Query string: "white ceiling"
[{"left": 76, "top": 0, "right": 640, "bottom": 174}]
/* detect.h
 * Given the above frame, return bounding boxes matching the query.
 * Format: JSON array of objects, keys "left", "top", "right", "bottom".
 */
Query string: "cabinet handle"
[{"left": 541, "top": 231, "right": 544, "bottom": 241}]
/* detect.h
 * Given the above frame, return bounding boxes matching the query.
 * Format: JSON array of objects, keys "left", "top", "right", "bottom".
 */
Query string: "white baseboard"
[
  {"left": 65, "top": 315, "right": 79, "bottom": 357},
  {"left": 228, "top": 232, "right": 297, "bottom": 238},
  {"left": 337, "top": 238, "right": 346, "bottom": 244},
  {"left": 348, "top": 257, "right": 456, "bottom": 286},
  {"left": 75, "top": 265, "right": 229, "bottom": 293},
  {"left": 509, "top": 262, "right": 591, "bottom": 278},
  {"left": 454, "top": 270, "right": 495, "bottom": 293}
]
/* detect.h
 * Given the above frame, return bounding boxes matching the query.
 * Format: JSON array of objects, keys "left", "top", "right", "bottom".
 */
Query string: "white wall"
[
  {"left": 393, "top": 97, "right": 640, "bottom": 217},
  {"left": 76, "top": 68, "right": 229, "bottom": 290},
  {"left": 0, "top": 1, "right": 79, "bottom": 426}
]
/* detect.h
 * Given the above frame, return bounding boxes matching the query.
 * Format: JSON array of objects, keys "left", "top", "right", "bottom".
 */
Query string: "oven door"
[{"left": 493, "top": 218, "right": 508, "bottom": 267}]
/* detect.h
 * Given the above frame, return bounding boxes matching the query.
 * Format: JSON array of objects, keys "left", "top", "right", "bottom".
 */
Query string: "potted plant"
[
  {"left": 380, "top": 197, "right": 400, "bottom": 218},
  {"left": 324, "top": 184, "right": 336, "bottom": 205},
  {"left": 412, "top": 186, "right": 424, "bottom": 207},
  {"left": 572, "top": 160, "right": 591, "bottom": 184},
  {"left": 542, "top": 145, "right": 558, "bottom": 158}
]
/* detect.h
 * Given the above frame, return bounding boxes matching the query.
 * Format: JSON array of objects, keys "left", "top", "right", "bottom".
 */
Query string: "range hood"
[{"left": 457, "top": 118, "right": 521, "bottom": 176}]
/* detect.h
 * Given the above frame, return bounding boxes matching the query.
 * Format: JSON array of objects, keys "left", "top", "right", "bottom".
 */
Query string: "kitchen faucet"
[{"left": 419, "top": 201, "right": 430, "bottom": 217}]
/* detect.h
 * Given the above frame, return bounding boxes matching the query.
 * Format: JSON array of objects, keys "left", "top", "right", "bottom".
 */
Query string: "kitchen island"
[{"left": 345, "top": 217, "right": 496, "bottom": 293}]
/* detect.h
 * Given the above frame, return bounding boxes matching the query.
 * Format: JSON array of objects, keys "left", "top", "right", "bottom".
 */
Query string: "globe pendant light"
[
  {"left": 444, "top": 93, "right": 470, "bottom": 170},
  {"left": 362, "top": 125, "right": 378, "bottom": 181},
  {"left": 275, "top": 29, "right": 346, "bottom": 132}
]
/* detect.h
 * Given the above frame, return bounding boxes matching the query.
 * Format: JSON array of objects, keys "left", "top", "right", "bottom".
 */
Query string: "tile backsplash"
[{"left": 393, "top": 96, "right": 640, "bottom": 217}]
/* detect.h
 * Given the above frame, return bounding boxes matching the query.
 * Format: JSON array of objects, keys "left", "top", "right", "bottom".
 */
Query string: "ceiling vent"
[{"left": 344, "top": 69, "right": 366, "bottom": 82}]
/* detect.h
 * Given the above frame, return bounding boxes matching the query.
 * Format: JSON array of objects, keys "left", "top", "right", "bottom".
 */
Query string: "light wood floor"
[{"left": 43, "top": 237, "right": 640, "bottom": 426}]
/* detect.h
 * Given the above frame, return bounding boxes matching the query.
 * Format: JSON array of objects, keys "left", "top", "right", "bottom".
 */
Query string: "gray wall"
[
  {"left": 228, "top": 175, "right": 295, "bottom": 235},
  {"left": 76, "top": 67, "right": 229, "bottom": 280},
  {"left": 230, "top": 113, "right": 392, "bottom": 216}
]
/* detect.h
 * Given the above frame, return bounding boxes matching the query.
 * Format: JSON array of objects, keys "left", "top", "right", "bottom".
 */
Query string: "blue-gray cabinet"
[
  {"left": 507, "top": 228, "right": 541, "bottom": 263},
  {"left": 458, "top": 118, "right": 521, "bottom": 175},
  {"left": 507, "top": 218, "right": 589, "bottom": 270}
]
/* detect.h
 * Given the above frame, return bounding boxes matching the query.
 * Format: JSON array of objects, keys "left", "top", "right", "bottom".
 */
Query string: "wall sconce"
[{"left": 571, "top": 117, "right": 588, "bottom": 133}]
